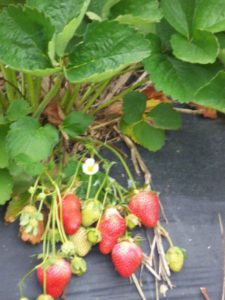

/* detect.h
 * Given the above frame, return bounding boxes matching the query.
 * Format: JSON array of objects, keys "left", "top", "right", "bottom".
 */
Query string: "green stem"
[
  {"left": 92, "top": 79, "right": 148, "bottom": 114},
  {"left": 65, "top": 83, "right": 81, "bottom": 113},
  {"left": 86, "top": 175, "right": 93, "bottom": 200},
  {"left": 42, "top": 208, "right": 53, "bottom": 258},
  {"left": 19, "top": 266, "right": 37, "bottom": 297},
  {"left": 0, "top": 90, "right": 8, "bottom": 110},
  {"left": 52, "top": 198, "right": 57, "bottom": 256},
  {"left": 25, "top": 74, "right": 36, "bottom": 109},
  {"left": 79, "top": 83, "right": 95, "bottom": 106},
  {"left": 1, "top": 65, "right": 16, "bottom": 102},
  {"left": 60, "top": 87, "right": 71, "bottom": 107},
  {"left": 33, "top": 75, "right": 63, "bottom": 118},
  {"left": 96, "top": 189, "right": 109, "bottom": 228},
  {"left": 82, "top": 80, "right": 110, "bottom": 112},
  {"left": 30, "top": 176, "right": 40, "bottom": 204},
  {"left": 94, "top": 164, "right": 112, "bottom": 200},
  {"left": 34, "top": 77, "right": 42, "bottom": 107},
  {"left": 66, "top": 158, "right": 83, "bottom": 193},
  {"left": 76, "top": 137, "right": 136, "bottom": 189},
  {"left": 20, "top": 73, "right": 25, "bottom": 96},
  {"left": 45, "top": 171, "right": 67, "bottom": 243}
]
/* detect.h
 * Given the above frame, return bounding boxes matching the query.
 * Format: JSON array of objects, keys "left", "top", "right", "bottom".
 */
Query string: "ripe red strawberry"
[
  {"left": 98, "top": 208, "right": 126, "bottom": 254},
  {"left": 37, "top": 258, "right": 72, "bottom": 298},
  {"left": 112, "top": 240, "right": 143, "bottom": 278},
  {"left": 60, "top": 194, "right": 82, "bottom": 235},
  {"left": 129, "top": 191, "right": 160, "bottom": 227}
]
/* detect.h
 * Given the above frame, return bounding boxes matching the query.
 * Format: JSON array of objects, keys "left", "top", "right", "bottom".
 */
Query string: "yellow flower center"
[{"left": 87, "top": 165, "right": 94, "bottom": 172}]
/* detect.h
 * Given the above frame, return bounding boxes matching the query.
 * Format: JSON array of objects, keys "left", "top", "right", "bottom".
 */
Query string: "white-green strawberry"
[
  {"left": 82, "top": 200, "right": 103, "bottom": 227},
  {"left": 166, "top": 246, "right": 186, "bottom": 272},
  {"left": 70, "top": 227, "right": 92, "bottom": 257}
]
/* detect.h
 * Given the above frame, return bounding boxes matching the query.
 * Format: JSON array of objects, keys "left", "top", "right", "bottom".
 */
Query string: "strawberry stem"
[
  {"left": 96, "top": 188, "right": 110, "bottom": 229},
  {"left": 157, "top": 223, "right": 174, "bottom": 248},
  {"left": 75, "top": 137, "right": 137, "bottom": 190},
  {"left": 45, "top": 172, "right": 67, "bottom": 243},
  {"left": 86, "top": 175, "right": 93, "bottom": 199},
  {"left": 19, "top": 266, "right": 37, "bottom": 298},
  {"left": 131, "top": 274, "right": 146, "bottom": 300},
  {"left": 65, "top": 157, "right": 83, "bottom": 193}
]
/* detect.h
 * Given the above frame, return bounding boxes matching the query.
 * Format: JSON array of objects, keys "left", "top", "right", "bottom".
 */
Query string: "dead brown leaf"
[
  {"left": 44, "top": 101, "right": 65, "bottom": 126},
  {"left": 20, "top": 221, "right": 44, "bottom": 245},
  {"left": 190, "top": 103, "right": 217, "bottom": 119}
]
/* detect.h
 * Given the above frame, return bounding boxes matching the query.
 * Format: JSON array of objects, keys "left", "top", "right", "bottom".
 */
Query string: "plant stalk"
[{"left": 33, "top": 75, "right": 63, "bottom": 118}]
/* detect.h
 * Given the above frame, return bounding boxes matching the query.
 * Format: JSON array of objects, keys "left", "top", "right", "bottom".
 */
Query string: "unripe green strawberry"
[
  {"left": 20, "top": 298, "right": 29, "bottom": 300},
  {"left": 36, "top": 295, "right": 54, "bottom": 300},
  {"left": 61, "top": 241, "right": 76, "bottom": 257},
  {"left": 87, "top": 228, "right": 102, "bottom": 244},
  {"left": 71, "top": 256, "right": 87, "bottom": 276},
  {"left": 125, "top": 214, "right": 140, "bottom": 230},
  {"left": 82, "top": 200, "right": 103, "bottom": 227},
  {"left": 166, "top": 246, "right": 185, "bottom": 272},
  {"left": 70, "top": 227, "right": 92, "bottom": 257}
]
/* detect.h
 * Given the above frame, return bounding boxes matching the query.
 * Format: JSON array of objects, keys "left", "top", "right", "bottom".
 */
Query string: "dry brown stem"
[{"left": 200, "top": 287, "right": 211, "bottom": 300}]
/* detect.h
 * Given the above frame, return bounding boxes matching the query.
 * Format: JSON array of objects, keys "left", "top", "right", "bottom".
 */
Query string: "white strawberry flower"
[{"left": 82, "top": 158, "right": 99, "bottom": 175}]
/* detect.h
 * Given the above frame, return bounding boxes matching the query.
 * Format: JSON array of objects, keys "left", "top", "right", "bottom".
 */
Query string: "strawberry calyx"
[
  {"left": 87, "top": 228, "right": 102, "bottom": 244},
  {"left": 71, "top": 256, "right": 87, "bottom": 276},
  {"left": 125, "top": 214, "right": 140, "bottom": 229}
]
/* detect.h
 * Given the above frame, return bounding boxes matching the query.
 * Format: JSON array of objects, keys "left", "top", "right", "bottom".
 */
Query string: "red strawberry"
[
  {"left": 37, "top": 258, "right": 72, "bottom": 298},
  {"left": 112, "top": 240, "right": 143, "bottom": 278},
  {"left": 129, "top": 191, "right": 160, "bottom": 227},
  {"left": 60, "top": 194, "right": 82, "bottom": 235},
  {"left": 98, "top": 208, "right": 126, "bottom": 254}
]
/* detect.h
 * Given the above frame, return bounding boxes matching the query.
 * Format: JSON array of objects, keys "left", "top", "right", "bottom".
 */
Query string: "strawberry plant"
[{"left": 0, "top": 0, "right": 223, "bottom": 299}]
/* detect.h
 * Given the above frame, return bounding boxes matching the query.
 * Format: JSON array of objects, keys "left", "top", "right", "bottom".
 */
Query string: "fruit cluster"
[{"left": 17, "top": 156, "right": 186, "bottom": 300}]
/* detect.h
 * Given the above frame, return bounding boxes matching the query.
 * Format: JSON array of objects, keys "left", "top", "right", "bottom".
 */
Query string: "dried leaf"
[
  {"left": 103, "top": 102, "right": 122, "bottom": 117},
  {"left": 44, "top": 101, "right": 65, "bottom": 126},
  {"left": 4, "top": 194, "right": 29, "bottom": 223},
  {"left": 143, "top": 86, "right": 171, "bottom": 103},
  {"left": 190, "top": 102, "right": 217, "bottom": 119},
  {"left": 20, "top": 220, "right": 44, "bottom": 245}
]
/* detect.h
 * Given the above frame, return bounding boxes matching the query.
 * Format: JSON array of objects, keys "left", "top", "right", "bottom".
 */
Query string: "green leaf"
[
  {"left": 144, "top": 50, "right": 221, "bottom": 103},
  {"left": 7, "top": 116, "right": 58, "bottom": 162},
  {"left": 194, "top": 71, "right": 225, "bottom": 112},
  {"left": 156, "top": 18, "right": 177, "bottom": 49},
  {"left": 65, "top": 21, "right": 150, "bottom": 83},
  {"left": 0, "top": 125, "right": 9, "bottom": 168},
  {"left": 110, "top": 0, "right": 162, "bottom": 25},
  {"left": 7, "top": 99, "right": 32, "bottom": 121},
  {"left": 4, "top": 192, "right": 30, "bottom": 223},
  {"left": 0, "top": 6, "right": 56, "bottom": 75},
  {"left": 0, "top": 0, "right": 25, "bottom": 8},
  {"left": 14, "top": 154, "right": 45, "bottom": 176},
  {"left": 27, "top": 0, "right": 90, "bottom": 57},
  {"left": 171, "top": 31, "right": 219, "bottom": 64},
  {"left": 133, "top": 121, "right": 165, "bottom": 151},
  {"left": 119, "top": 119, "right": 138, "bottom": 143},
  {"left": 148, "top": 103, "right": 182, "bottom": 130},
  {"left": 217, "top": 33, "right": 225, "bottom": 65},
  {"left": 194, "top": 0, "right": 225, "bottom": 33},
  {"left": 88, "top": 0, "right": 120, "bottom": 18},
  {"left": 62, "top": 112, "right": 94, "bottom": 138},
  {"left": 161, "top": 0, "right": 196, "bottom": 38},
  {"left": 122, "top": 91, "right": 146, "bottom": 124},
  {"left": 0, "top": 169, "right": 13, "bottom": 205}
]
